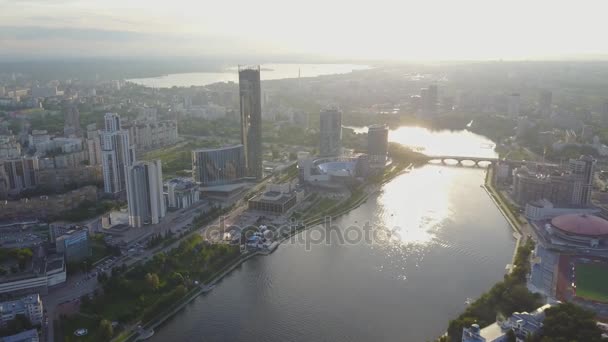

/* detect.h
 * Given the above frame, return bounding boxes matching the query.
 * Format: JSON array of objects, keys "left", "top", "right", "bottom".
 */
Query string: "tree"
[
  {"left": 98, "top": 319, "right": 113, "bottom": 340},
  {"left": 145, "top": 273, "right": 160, "bottom": 291},
  {"left": 535, "top": 302, "right": 603, "bottom": 342}
]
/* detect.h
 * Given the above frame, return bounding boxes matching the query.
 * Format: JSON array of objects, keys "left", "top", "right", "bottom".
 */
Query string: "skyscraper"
[
  {"left": 539, "top": 90, "right": 552, "bottom": 117},
  {"left": 126, "top": 160, "right": 165, "bottom": 228},
  {"left": 100, "top": 113, "right": 135, "bottom": 195},
  {"left": 192, "top": 145, "right": 246, "bottom": 186},
  {"left": 569, "top": 155, "right": 595, "bottom": 207},
  {"left": 239, "top": 66, "right": 263, "bottom": 180},
  {"left": 368, "top": 124, "right": 389, "bottom": 164},
  {"left": 319, "top": 109, "right": 342, "bottom": 157},
  {"left": 63, "top": 104, "right": 81, "bottom": 137}
]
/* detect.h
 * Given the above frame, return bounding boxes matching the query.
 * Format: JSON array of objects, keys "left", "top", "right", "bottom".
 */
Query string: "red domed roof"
[{"left": 551, "top": 214, "right": 608, "bottom": 237}]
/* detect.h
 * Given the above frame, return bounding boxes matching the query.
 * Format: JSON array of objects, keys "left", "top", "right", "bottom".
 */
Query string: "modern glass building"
[
  {"left": 239, "top": 66, "right": 263, "bottom": 180},
  {"left": 192, "top": 145, "right": 246, "bottom": 186}
]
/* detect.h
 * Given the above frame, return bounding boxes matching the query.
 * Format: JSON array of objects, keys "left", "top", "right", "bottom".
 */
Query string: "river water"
[
  {"left": 150, "top": 128, "right": 514, "bottom": 341},
  {"left": 126, "top": 64, "right": 370, "bottom": 88}
]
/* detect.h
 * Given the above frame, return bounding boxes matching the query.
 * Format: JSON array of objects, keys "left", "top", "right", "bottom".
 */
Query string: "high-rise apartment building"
[
  {"left": 126, "top": 160, "right": 165, "bottom": 228},
  {"left": 239, "top": 66, "right": 263, "bottom": 180},
  {"left": 319, "top": 109, "right": 342, "bottom": 157},
  {"left": 100, "top": 113, "right": 135, "bottom": 195}
]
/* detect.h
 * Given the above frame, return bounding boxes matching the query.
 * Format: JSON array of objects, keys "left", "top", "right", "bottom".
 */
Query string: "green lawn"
[{"left": 576, "top": 262, "right": 608, "bottom": 303}]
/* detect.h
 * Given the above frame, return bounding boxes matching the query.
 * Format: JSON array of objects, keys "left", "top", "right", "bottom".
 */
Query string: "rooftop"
[{"left": 551, "top": 214, "right": 608, "bottom": 237}]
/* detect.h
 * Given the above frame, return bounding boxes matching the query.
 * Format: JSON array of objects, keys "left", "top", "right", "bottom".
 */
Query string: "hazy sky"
[{"left": 1, "top": 0, "right": 606, "bottom": 60}]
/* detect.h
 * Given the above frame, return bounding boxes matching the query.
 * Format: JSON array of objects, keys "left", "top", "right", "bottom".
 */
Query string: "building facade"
[
  {"left": 126, "top": 120, "right": 178, "bottom": 152},
  {"left": 2, "top": 157, "right": 39, "bottom": 196},
  {"left": 239, "top": 66, "right": 263, "bottom": 180},
  {"left": 0, "top": 294, "right": 43, "bottom": 326},
  {"left": 368, "top": 124, "right": 389, "bottom": 164},
  {"left": 126, "top": 160, "right": 165, "bottom": 227},
  {"left": 100, "top": 113, "right": 135, "bottom": 195},
  {"left": 55, "top": 229, "right": 91, "bottom": 262},
  {"left": 319, "top": 108, "right": 342, "bottom": 157},
  {"left": 192, "top": 145, "right": 246, "bottom": 186},
  {"left": 166, "top": 178, "right": 200, "bottom": 209}
]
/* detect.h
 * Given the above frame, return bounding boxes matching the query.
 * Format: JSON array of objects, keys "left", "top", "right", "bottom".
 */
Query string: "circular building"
[{"left": 549, "top": 214, "right": 608, "bottom": 248}]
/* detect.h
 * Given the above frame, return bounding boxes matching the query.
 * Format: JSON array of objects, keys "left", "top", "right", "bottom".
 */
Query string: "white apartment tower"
[
  {"left": 126, "top": 160, "right": 166, "bottom": 227},
  {"left": 100, "top": 113, "right": 135, "bottom": 195}
]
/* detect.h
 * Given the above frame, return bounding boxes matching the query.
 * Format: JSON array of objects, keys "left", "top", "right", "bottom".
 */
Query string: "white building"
[
  {"left": 0, "top": 293, "right": 43, "bottom": 326},
  {"left": 100, "top": 113, "right": 135, "bottom": 195},
  {"left": 126, "top": 120, "right": 178, "bottom": 152},
  {"left": 319, "top": 108, "right": 342, "bottom": 157},
  {"left": 126, "top": 160, "right": 166, "bottom": 227}
]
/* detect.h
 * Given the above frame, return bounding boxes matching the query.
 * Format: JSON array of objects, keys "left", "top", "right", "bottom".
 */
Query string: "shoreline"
[
  {"left": 482, "top": 166, "right": 523, "bottom": 270},
  {"left": 122, "top": 163, "right": 415, "bottom": 340}
]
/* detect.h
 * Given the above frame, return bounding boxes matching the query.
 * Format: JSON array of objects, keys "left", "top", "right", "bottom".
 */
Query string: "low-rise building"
[
  {"left": 165, "top": 178, "right": 200, "bottom": 209},
  {"left": 0, "top": 293, "right": 43, "bottom": 326},
  {"left": 248, "top": 182, "right": 299, "bottom": 214},
  {"left": 1, "top": 328, "right": 39, "bottom": 342},
  {"left": 0, "top": 255, "right": 66, "bottom": 295},
  {"left": 52, "top": 227, "right": 91, "bottom": 262},
  {"left": 462, "top": 304, "right": 551, "bottom": 342}
]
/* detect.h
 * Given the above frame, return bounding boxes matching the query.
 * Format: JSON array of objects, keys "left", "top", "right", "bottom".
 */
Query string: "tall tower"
[
  {"left": 569, "top": 155, "right": 596, "bottom": 207},
  {"left": 319, "top": 109, "right": 342, "bottom": 157},
  {"left": 63, "top": 104, "right": 81, "bottom": 137},
  {"left": 368, "top": 124, "right": 389, "bottom": 164},
  {"left": 239, "top": 66, "right": 263, "bottom": 180},
  {"left": 100, "top": 113, "right": 135, "bottom": 195},
  {"left": 126, "top": 160, "right": 165, "bottom": 227}
]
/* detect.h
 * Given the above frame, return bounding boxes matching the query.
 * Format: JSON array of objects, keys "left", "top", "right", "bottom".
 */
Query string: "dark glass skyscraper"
[{"left": 239, "top": 66, "right": 263, "bottom": 180}]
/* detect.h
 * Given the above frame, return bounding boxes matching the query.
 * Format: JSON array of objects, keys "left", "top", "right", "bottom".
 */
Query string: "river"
[
  {"left": 150, "top": 128, "right": 514, "bottom": 341},
  {"left": 126, "top": 64, "right": 370, "bottom": 88}
]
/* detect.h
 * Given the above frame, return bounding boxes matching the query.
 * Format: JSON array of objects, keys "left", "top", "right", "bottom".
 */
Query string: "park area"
[{"left": 575, "top": 261, "right": 608, "bottom": 303}]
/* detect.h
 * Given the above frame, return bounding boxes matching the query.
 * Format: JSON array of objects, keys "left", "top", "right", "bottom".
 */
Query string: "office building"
[
  {"left": 100, "top": 113, "right": 135, "bottom": 195},
  {"left": 166, "top": 178, "right": 200, "bottom": 209},
  {"left": 248, "top": 182, "right": 300, "bottom": 214},
  {"left": 126, "top": 160, "right": 165, "bottom": 228},
  {"left": 508, "top": 93, "right": 521, "bottom": 117},
  {"left": 0, "top": 294, "right": 43, "bottom": 326},
  {"left": 539, "top": 90, "right": 552, "bottom": 117},
  {"left": 192, "top": 145, "right": 246, "bottom": 186},
  {"left": 368, "top": 124, "right": 389, "bottom": 164},
  {"left": 569, "top": 155, "right": 595, "bottom": 207},
  {"left": 319, "top": 109, "right": 342, "bottom": 157},
  {"left": 53, "top": 228, "right": 91, "bottom": 262},
  {"left": 63, "top": 105, "right": 81, "bottom": 137},
  {"left": 0, "top": 255, "right": 66, "bottom": 295},
  {"left": 239, "top": 66, "right": 263, "bottom": 180}
]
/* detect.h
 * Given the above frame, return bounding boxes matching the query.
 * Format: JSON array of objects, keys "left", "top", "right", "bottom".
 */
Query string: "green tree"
[
  {"left": 145, "top": 272, "right": 160, "bottom": 291},
  {"left": 98, "top": 319, "right": 114, "bottom": 340},
  {"left": 535, "top": 302, "right": 603, "bottom": 342}
]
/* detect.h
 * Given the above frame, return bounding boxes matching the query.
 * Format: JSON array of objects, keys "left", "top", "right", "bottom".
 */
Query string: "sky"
[{"left": 0, "top": 0, "right": 607, "bottom": 61}]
